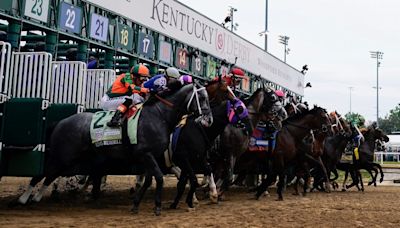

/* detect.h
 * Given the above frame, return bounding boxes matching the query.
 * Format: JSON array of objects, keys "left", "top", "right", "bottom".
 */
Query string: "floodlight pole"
[
  {"left": 279, "top": 35, "right": 289, "bottom": 62},
  {"left": 370, "top": 51, "right": 383, "bottom": 127}
]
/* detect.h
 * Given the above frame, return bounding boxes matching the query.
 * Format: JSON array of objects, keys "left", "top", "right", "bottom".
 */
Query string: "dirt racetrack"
[{"left": 0, "top": 176, "right": 399, "bottom": 227}]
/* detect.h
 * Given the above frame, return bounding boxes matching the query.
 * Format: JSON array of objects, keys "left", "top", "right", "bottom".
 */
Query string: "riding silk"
[
  {"left": 90, "top": 105, "right": 143, "bottom": 146},
  {"left": 226, "top": 98, "right": 248, "bottom": 124}
]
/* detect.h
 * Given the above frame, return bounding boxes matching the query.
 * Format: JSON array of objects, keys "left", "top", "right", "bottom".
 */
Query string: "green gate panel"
[
  {"left": 0, "top": 0, "right": 13, "bottom": 13},
  {"left": 1, "top": 98, "right": 45, "bottom": 146},
  {"left": 3, "top": 149, "right": 44, "bottom": 176},
  {"left": 44, "top": 103, "right": 78, "bottom": 141}
]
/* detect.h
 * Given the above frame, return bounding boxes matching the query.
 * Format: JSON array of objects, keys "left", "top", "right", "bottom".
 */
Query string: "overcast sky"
[{"left": 179, "top": 0, "right": 400, "bottom": 122}]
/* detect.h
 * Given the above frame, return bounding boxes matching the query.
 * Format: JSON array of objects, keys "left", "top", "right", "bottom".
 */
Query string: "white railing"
[
  {"left": 50, "top": 61, "right": 87, "bottom": 108},
  {"left": 84, "top": 69, "right": 116, "bottom": 109},
  {"left": 0, "top": 41, "right": 11, "bottom": 102},
  {"left": 8, "top": 52, "right": 52, "bottom": 99},
  {"left": 375, "top": 152, "right": 400, "bottom": 164}
]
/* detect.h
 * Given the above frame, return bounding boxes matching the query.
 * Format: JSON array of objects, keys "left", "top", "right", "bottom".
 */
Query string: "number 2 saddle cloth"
[{"left": 90, "top": 105, "right": 142, "bottom": 147}]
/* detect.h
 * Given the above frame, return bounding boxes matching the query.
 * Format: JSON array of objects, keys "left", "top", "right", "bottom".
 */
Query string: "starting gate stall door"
[
  {"left": 85, "top": 69, "right": 116, "bottom": 112},
  {"left": 50, "top": 61, "right": 87, "bottom": 110},
  {"left": 0, "top": 52, "right": 52, "bottom": 176},
  {"left": 0, "top": 41, "right": 11, "bottom": 102},
  {"left": 8, "top": 52, "right": 52, "bottom": 99}
]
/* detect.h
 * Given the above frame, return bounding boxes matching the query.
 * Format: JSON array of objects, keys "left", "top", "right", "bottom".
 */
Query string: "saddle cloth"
[
  {"left": 90, "top": 105, "right": 142, "bottom": 147},
  {"left": 164, "top": 115, "right": 188, "bottom": 168},
  {"left": 248, "top": 125, "right": 277, "bottom": 152}
]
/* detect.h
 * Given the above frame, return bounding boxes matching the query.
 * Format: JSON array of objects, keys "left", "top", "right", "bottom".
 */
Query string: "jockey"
[
  {"left": 101, "top": 64, "right": 151, "bottom": 127},
  {"left": 213, "top": 67, "right": 246, "bottom": 89}
]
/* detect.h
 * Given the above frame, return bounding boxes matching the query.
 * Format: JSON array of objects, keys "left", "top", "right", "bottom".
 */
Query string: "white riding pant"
[{"left": 100, "top": 93, "right": 144, "bottom": 111}]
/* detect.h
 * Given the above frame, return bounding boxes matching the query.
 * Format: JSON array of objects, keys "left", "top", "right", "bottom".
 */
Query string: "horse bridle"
[{"left": 187, "top": 83, "right": 207, "bottom": 115}]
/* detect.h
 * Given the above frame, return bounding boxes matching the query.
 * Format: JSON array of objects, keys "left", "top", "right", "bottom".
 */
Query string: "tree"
[
  {"left": 345, "top": 112, "right": 366, "bottom": 128},
  {"left": 378, "top": 104, "right": 400, "bottom": 134}
]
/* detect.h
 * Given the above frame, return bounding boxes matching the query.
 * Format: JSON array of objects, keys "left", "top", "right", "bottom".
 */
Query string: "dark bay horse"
[
  {"left": 17, "top": 83, "right": 213, "bottom": 216},
  {"left": 255, "top": 106, "right": 332, "bottom": 200},
  {"left": 213, "top": 88, "right": 287, "bottom": 195},
  {"left": 318, "top": 113, "right": 354, "bottom": 190},
  {"left": 169, "top": 80, "right": 240, "bottom": 209},
  {"left": 342, "top": 126, "right": 389, "bottom": 190}
]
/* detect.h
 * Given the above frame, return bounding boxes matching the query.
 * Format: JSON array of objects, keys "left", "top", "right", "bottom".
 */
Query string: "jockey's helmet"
[
  {"left": 229, "top": 67, "right": 246, "bottom": 78},
  {"left": 165, "top": 67, "right": 180, "bottom": 79},
  {"left": 130, "top": 64, "right": 150, "bottom": 81},
  {"left": 274, "top": 90, "right": 285, "bottom": 98},
  {"left": 179, "top": 75, "right": 193, "bottom": 84}
]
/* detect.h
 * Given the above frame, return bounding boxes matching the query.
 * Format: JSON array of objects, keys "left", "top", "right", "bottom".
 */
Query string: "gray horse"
[{"left": 17, "top": 83, "right": 213, "bottom": 216}]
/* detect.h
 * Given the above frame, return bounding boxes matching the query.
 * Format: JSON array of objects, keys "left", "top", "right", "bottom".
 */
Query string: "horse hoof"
[
  {"left": 186, "top": 207, "right": 196, "bottom": 212},
  {"left": 209, "top": 194, "right": 218, "bottom": 204},
  {"left": 276, "top": 197, "right": 283, "bottom": 201},
  {"left": 368, "top": 182, "right": 373, "bottom": 186},
  {"left": 154, "top": 207, "right": 162, "bottom": 216},
  {"left": 131, "top": 205, "right": 139, "bottom": 214},
  {"left": 292, "top": 192, "right": 299, "bottom": 196},
  {"left": 341, "top": 189, "right": 346, "bottom": 192},
  {"left": 169, "top": 203, "right": 178, "bottom": 209}
]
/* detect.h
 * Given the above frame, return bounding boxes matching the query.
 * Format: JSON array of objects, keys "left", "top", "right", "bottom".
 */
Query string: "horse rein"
[{"left": 155, "top": 94, "right": 174, "bottom": 108}]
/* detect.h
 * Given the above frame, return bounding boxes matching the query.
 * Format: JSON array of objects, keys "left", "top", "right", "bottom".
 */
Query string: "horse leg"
[
  {"left": 375, "top": 163, "right": 384, "bottom": 183},
  {"left": 256, "top": 172, "right": 277, "bottom": 199},
  {"left": 367, "top": 168, "right": 376, "bottom": 186},
  {"left": 132, "top": 173, "right": 152, "bottom": 214},
  {"left": 342, "top": 170, "right": 349, "bottom": 191},
  {"left": 170, "top": 171, "right": 188, "bottom": 209},
  {"left": 276, "top": 172, "right": 285, "bottom": 201},
  {"left": 133, "top": 153, "right": 164, "bottom": 216},
  {"left": 18, "top": 176, "right": 44, "bottom": 204},
  {"left": 316, "top": 157, "right": 331, "bottom": 193},
  {"left": 31, "top": 175, "right": 59, "bottom": 203},
  {"left": 90, "top": 175, "right": 103, "bottom": 200},
  {"left": 357, "top": 170, "right": 364, "bottom": 191},
  {"left": 185, "top": 168, "right": 199, "bottom": 209},
  {"left": 170, "top": 175, "right": 188, "bottom": 209},
  {"left": 204, "top": 161, "right": 218, "bottom": 203}
]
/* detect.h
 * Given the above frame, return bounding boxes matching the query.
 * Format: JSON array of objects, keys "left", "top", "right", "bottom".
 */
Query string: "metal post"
[
  {"left": 376, "top": 56, "right": 379, "bottom": 127},
  {"left": 349, "top": 86, "right": 353, "bottom": 114},
  {"left": 279, "top": 35, "right": 289, "bottom": 63},
  {"left": 264, "top": 0, "right": 268, "bottom": 51},
  {"left": 370, "top": 51, "right": 383, "bottom": 128},
  {"left": 230, "top": 8, "right": 234, "bottom": 32}
]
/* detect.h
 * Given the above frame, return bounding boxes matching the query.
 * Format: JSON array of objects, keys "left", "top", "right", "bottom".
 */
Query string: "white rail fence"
[{"left": 375, "top": 152, "right": 400, "bottom": 164}]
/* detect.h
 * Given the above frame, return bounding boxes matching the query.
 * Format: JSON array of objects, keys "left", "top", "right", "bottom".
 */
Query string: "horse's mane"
[
  {"left": 205, "top": 80, "right": 220, "bottom": 87},
  {"left": 285, "top": 105, "right": 326, "bottom": 122},
  {"left": 244, "top": 88, "right": 264, "bottom": 106}
]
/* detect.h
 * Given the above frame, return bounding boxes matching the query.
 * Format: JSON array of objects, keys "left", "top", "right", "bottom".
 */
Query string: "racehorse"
[
  {"left": 317, "top": 112, "right": 354, "bottom": 190},
  {"left": 255, "top": 105, "right": 332, "bottom": 200},
  {"left": 17, "top": 83, "right": 213, "bottom": 216},
  {"left": 212, "top": 87, "right": 287, "bottom": 196},
  {"left": 341, "top": 126, "right": 389, "bottom": 190},
  {"left": 169, "top": 80, "right": 239, "bottom": 209}
]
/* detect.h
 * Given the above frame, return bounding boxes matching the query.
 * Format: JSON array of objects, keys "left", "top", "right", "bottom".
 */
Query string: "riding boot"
[
  {"left": 107, "top": 110, "right": 124, "bottom": 127},
  {"left": 107, "top": 98, "right": 133, "bottom": 127}
]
